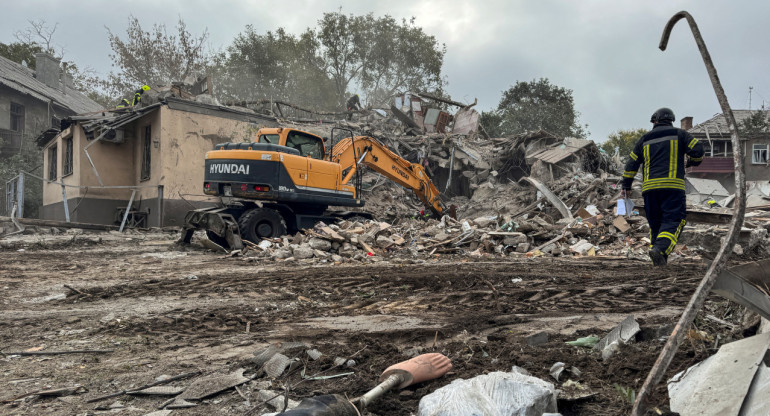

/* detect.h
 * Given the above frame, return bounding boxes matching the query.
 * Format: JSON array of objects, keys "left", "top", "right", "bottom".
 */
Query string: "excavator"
[{"left": 180, "top": 127, "right": 446, "bottom": 249}]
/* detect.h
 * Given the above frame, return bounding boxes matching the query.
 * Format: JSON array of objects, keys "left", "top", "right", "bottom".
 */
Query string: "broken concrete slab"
[
  {"left": 612, "top": 216, "right": 631, "bottom": 233},
  {"left": 667, "top": 332, "right": 770, "bottom": 416},
  {"left": 127, "top": 386, "right": 186, "bottom": 396},
  {"left": 263, "top": 353, "right": 295, "bottom": 378},
  {"left": 177, "top": 368, "right": 249, "bottom": 401},
  {"left": 711, "top": 258, "right": 770, "bottom": 321},
  {"left": 165, "top": 398, "right": 198, "bottom": 409},
  {"left": 526, "top": 331, "right": 550, "bottom": 346},
  {"left": 519, "top": 176, "right": 573, "bottom": 220},
  {"left": 594, "top": 315, "right": 640, "bottom": 361}
]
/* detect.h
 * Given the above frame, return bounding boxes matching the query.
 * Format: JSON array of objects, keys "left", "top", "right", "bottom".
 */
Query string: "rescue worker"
[
  {"left": 117, "top": 85, "right": 150, "bottom": 108},
  {"left": 346, "top": 94, "right": 361, "bottom": 120},
  {"left": 132, "top": 85, "right": 151, "bottom": 106},
  {"left": 621, "top": 107, "right": 704, "bottom": 266}
]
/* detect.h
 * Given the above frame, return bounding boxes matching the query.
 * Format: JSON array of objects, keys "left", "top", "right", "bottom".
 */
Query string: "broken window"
[
  {"left": 752, "top": 143, "right": 768, "bottom": 164},
  {"left": 708, "top": 140, "right": 733, "bottom": 157},
  {"left": 51, "top": 116, "right": 60, "bottom": 129},
  {"left": 141, "top": 125, "right": 151, "bottom": 181},
  {"left": 63, "top": 137, "right": 73, "bottom": 176},
  {"left": 10, "top": 102, "right": 24, "bottom": 132},
  {"left": 285, "top": 132, "right": 324, "bottom": 159},
  {"left": 48, "top": 144, "right": 57, "bottom": 180}
]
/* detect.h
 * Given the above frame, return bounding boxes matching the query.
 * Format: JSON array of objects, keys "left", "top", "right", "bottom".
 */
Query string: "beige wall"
[
  {"left": 155, "top": 106, "right": 269, "bottom": 203},
  {"left": 42, "top": 104, "right": 276, "bottom": 225}
]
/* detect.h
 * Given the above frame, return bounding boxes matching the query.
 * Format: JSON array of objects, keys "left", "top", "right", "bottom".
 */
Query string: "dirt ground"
[{"left": 0, "top": 231, "right": 752, "bottom": 415}]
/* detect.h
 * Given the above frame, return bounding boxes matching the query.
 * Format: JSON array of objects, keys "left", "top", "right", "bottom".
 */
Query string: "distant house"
[
  {"left": 37, "top": 97, "right": 278, "bottom": 227},
  {"left": 683, "top": 110, "right": 770, "bottom": 192},
  {"left": 0, "top": 52, "right": 101, "bottom": 156}
]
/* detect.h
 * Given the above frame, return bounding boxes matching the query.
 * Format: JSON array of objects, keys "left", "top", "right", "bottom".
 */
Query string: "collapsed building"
[{"left": 0, "top": 77, "right": 767, "bottom": 262}]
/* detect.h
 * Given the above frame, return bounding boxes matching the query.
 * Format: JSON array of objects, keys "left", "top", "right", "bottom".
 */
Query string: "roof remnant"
[
  {"left": 689, "top": 110, "right": 770, "bottom": 136},
  {"left": 0, "top": 55, "right": 102, "bottom": 115}
]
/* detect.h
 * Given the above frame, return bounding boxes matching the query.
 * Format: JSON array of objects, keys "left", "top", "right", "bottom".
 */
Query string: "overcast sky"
[{"left": 3, "top": 0, "right": 769, "bottom": 143}]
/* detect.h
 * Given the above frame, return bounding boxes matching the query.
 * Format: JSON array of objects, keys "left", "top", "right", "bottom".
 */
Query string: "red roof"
[{"left": 687, "top": 157, "right": 735, "bottom": 173}]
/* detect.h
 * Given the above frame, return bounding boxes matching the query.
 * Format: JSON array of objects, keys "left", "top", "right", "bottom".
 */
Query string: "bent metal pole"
[{"left": 631, "top": 11, "right": 747, "bottom": 416}]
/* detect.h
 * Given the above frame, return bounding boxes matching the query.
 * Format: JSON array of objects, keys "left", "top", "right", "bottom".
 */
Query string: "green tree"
[
  {"left": 482, "top": 78, "right": 587, "bottom": 138},
  {"left": 105, "top": 15, "right": 210, "bottom": 97},
  {"left": 480, "top": 111, "right": 504, "bottom": 138},
  {"left": 214, "top": 27, "right": 337, "bottom": 108},
  {"left": 739, "top": 109, "right": 770, "bottom": 138},
  {"left": 0, "top": 42, "right": 43, "bottom": 68},
  {"left": 601, "top": 128, "right": 647, "bottom": 156},
  {"left": 315, "top": 11, "right": 446, "bottom": 107}
]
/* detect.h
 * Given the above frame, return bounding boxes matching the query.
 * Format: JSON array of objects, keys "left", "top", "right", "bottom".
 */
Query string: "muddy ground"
[{"left": 0, "top": 232, "right": 752, "bottom": 415}]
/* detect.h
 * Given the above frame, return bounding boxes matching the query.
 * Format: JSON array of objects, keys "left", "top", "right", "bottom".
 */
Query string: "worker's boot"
[{"left": 648, "top": 248, "right": 667, "bottom": 267}]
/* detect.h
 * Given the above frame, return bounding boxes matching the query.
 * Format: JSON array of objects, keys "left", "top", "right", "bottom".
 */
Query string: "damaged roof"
[
  {"left": 527, "top": 137, "right": 595, "bottom": 165},
  {"left": 38, "top": 97, "right": 279, "bottom": 147},
  {"left": 688, "top": 110, "right": 770, "bottom": 137},
  {"left": 0, "top": 55, "right": 102, "bottom": 115}
]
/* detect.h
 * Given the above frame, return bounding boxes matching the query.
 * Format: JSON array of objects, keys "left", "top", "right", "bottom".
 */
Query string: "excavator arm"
[{"left": 331, "top": 136, "right": 445, "bottom": 216}]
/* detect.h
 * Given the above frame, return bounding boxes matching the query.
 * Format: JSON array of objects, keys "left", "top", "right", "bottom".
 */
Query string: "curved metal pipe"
[{"left": 632, "top": 10, "right": 747, "bottom": 415}]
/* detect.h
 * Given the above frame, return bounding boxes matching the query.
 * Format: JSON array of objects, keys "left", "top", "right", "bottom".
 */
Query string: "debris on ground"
[{"left": 4, "top": 90, "right": 770, "bottom": 416}]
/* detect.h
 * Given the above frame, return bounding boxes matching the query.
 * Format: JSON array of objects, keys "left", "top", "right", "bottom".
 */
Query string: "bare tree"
[
  {"left": 14, "top": 19, "right": 59, "bottom": 54},
  {"left": 105, "top": 15, "right": 211, "bottom": 96}
]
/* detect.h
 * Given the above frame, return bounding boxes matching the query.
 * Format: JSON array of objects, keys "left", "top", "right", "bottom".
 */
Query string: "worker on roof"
[
  {"left": 117, "top": 85, "right": 151, "bottom": 108},
  {"left": 621, "top": 107, "right": 705, "bottom": 267}
]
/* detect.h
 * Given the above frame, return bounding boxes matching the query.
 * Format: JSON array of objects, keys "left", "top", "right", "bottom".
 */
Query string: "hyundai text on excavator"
[{"left": 180, "top": 127, "right": 446, "bottom": 249}]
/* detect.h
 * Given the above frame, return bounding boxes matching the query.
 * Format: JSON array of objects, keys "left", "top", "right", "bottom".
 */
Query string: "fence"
[{"left": 4, "top": 170, "right": 163, "bottom": 231}]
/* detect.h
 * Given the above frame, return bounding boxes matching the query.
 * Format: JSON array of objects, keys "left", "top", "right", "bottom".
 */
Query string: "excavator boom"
[{"left": 331, "top": 136, "right": 445, "bottom": 217}]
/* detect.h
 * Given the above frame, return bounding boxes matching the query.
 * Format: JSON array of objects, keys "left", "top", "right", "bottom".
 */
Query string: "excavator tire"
[{"left": 238, "top": 207, "right": 287, "bottom": 242}]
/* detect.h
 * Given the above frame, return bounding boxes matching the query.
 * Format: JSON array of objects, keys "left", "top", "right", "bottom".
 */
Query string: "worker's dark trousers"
[{"left": 643, "top": 189, "right": 687, "bottom": 256}]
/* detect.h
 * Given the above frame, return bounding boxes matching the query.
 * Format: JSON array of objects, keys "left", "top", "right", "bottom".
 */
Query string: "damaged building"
[
  {"left": 684, "top": 111, "right": 770, "bottom": 207},
  {"left": 0, "top": 53, "right": 101, "bottom": 156},
  {"left": 37, "top": 96, "right": 277, "bottom": 227}
]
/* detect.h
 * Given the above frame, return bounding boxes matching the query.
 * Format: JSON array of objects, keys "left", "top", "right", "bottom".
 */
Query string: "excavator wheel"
[{"left": 238, "top": 207, "right": 287, "bottom": 242}]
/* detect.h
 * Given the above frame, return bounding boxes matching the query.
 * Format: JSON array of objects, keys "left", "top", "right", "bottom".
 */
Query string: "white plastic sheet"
[{"left": 418, "top": 367, "right": 558, "bottom": 416}]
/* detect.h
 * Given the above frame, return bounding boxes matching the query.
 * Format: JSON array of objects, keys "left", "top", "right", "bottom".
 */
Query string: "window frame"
[
  {"left": 752, "top": 143, "right": 769, "bottom": 165},
  {"left": 62, "top": 136, "right": 74, "bottom": 177},
  {"left": 48, "top": 144, "right": 58, "bottom": 180},
  {"left": 285, "top": 131, "right": 325, "bottom": 159},
  {"left": 10, "top": 102, "right": 25, "bottom": 132},
  {"left": 140, "top": 125, "right": 152, "bottom": 181}
]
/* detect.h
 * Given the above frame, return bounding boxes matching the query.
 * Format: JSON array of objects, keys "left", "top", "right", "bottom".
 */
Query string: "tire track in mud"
[{"left": 48, "top": 259, "right": 705, "bottom": 339}]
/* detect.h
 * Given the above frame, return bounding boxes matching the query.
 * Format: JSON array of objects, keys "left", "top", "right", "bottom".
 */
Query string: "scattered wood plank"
[
  {"left": 1, "top": 349, "right": 113, "bottom": 356},
  {"left": 87, "top": 370, "right": 201, "bottom": 403},
  {"left": 0, "top": 216, "right": 120, "bottom": 231}
]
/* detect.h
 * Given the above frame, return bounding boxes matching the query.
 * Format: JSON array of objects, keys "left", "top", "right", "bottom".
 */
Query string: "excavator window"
[
  {"left": 286, "top": 132, "right": 324, "bottom": 159},
  {"left": 259, "top": 134, "right": 280, "bottom": 144}
]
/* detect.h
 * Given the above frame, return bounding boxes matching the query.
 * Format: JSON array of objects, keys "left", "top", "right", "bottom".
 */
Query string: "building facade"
[
  {"left": 684, "top": 110, "right": 770, "bottom": 192},
  {"left": 39, "top": 98, "right": 278, "bottom": 227},
  {"left": 0, "top": 53, "right": 101, "bottom": 156}
]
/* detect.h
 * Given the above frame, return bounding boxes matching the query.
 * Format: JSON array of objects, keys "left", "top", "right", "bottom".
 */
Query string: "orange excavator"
[{"left": 180, "top": 127, "right": 446, "bottom": 249}]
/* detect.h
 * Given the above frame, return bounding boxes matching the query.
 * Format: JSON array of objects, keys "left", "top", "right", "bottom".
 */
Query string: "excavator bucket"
[{"left": 180, "top": 207, "right": 244, "bottom": 251}]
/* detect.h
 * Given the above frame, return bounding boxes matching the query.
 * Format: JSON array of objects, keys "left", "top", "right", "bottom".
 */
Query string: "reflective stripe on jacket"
[{"left": 622, "top": 123, "right": 705, "bottom": 193}]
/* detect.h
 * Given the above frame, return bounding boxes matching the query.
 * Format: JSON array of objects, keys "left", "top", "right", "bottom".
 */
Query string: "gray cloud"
[{"left": 3, "top": 0, "right": 769, "bottom": 142}]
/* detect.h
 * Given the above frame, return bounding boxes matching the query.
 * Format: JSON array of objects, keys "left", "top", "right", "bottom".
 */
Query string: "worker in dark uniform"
[
  {"left": 346, "top": 94, "right": 361, "bottom": 120},
  {"left": 621, "top": 107, "right": 705, "bottom": 266}
]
